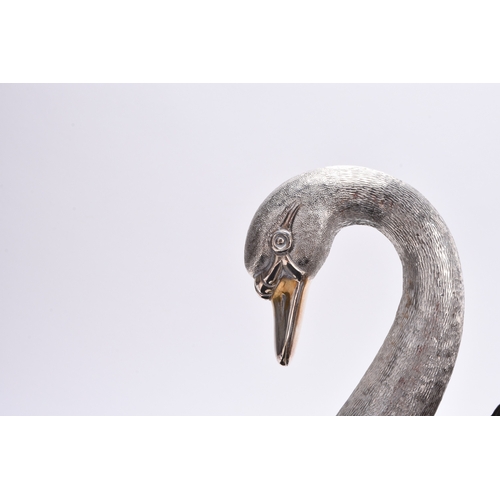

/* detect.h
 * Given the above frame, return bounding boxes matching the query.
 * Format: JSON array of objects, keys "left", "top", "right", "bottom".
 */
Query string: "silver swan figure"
[{"left": 244, "top": 166, "right": 464, "bottom": 416}]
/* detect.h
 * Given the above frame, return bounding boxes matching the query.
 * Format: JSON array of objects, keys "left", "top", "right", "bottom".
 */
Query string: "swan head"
[{"left": 244, "top": 171, "right": 340, "bottom": 366}]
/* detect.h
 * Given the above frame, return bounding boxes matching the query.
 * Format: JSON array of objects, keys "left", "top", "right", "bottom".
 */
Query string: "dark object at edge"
[{"left": 492, "top": 405, "right": 500, "bottom": 416}]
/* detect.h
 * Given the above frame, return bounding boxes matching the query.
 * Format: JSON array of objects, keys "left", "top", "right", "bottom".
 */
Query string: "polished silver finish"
[
  {"left": 245, "top": 166, "right": 464, "bottom": 416},
  {"left": 254, "top": 202, "right": 305, "bottom": 299},
  {"left": 253, "top": 203, "right": 307, "bottom": 365}
]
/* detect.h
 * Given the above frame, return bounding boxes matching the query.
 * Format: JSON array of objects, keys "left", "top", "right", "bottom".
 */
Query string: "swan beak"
[{"left": 271, "top": 277, "right": 308, "bottom": 366}]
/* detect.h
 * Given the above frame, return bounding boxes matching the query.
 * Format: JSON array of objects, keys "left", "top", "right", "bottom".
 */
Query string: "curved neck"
[{"left": 325, "top": 169, "right": 464, "bottom": 415}]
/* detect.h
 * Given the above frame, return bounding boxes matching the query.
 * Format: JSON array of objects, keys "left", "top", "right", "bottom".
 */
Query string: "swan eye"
[{"left": 271, "top": 229, "right": 292, "bottom": 254}]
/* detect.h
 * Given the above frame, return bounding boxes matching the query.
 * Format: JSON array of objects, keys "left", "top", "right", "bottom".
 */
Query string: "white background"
[{"left": 1, "top": 84, "right": 499, "bottom": 416}]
